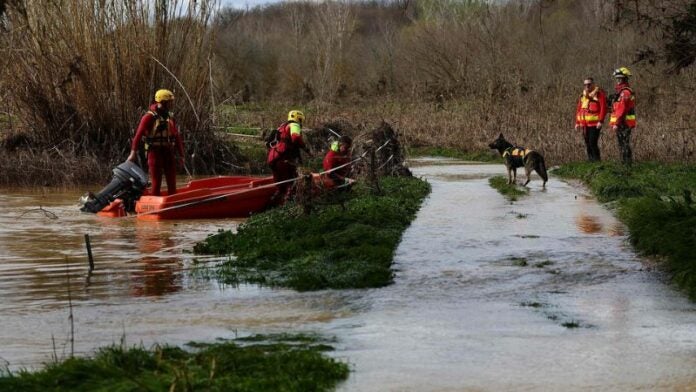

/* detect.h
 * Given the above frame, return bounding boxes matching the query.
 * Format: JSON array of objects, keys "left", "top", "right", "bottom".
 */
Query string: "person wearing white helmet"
[{"left": 609, "top": 67, "right": 637, "bottom": 164}]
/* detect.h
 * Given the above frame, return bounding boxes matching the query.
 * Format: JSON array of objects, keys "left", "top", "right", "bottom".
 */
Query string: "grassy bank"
[
  {"left": 194, "top": 177, "right": 430, "bottom": 291},
  {"left": 0, "top": 334, "right": 348, "bottom": 392},
  {"left": 555, "top": 161, "right": 696, "bottom": 299}
]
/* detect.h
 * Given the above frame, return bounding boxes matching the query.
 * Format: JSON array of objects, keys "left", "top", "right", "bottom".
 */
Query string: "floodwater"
[{"left": 1, "top": 162, "right": 696, "bottom": 391}]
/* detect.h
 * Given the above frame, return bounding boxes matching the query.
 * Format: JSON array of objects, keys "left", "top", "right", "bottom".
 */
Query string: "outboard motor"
[{"left": 80, "top": 161, "right": 149, "bottom": 213}]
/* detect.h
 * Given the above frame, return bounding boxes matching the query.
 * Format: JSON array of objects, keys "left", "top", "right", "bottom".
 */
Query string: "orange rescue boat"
[{"left": 97, "top": 175, "right": 277, "bottom": 220}]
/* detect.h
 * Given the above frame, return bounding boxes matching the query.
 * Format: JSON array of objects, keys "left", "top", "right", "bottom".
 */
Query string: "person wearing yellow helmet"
[
  {"left": 609, "top": 67, "right": 636, "bottom": 164},
  {"left": 266, "top": 109, "right": 312, "bottom": 204},
  {"left": 127, "top": 89, "right": 185, "bottom": 195},
  {"left": 322, "top": 135, "right": 353, "bottom": 187}
]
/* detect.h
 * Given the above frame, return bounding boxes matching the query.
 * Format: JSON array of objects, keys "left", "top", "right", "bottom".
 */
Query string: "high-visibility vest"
[
  {"left": 610, "top": 87, "right": 636, "bottom": 128},
  {"left": 503, "top": 147, "right": 530, "bottom": 167},
  {"left": 576, "top": 88, "right": 606, "bottom": 127}
]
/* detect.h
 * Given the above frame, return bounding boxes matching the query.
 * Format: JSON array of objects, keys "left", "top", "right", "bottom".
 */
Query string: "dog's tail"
[{"left": 537, "top": 155, "right": 549, "bottom": 184}]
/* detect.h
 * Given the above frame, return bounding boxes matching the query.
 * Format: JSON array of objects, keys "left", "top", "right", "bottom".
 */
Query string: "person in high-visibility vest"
[
  {"left": 575, "top": 77, "right": 607, "bottom": 161},
  {"left": 266, "top": 110, "right": 312, "bottom": 204},
  {"left": 609, "top": 67, "right": 637, "bottom": 164},
  {"left": 127, "top": 89, "right": 185, "bottom": 195}
]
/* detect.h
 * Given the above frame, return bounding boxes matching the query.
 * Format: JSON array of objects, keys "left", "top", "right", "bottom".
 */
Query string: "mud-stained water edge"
[{"left": 1, "top": 161, "right": 695, "bottom": 391}]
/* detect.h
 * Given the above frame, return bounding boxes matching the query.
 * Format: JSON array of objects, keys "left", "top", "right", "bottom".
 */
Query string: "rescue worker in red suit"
[
  {"left": 267, "top": 110, "right": 312, "bottom": 204},
  {"left": 609, "top": 67, "right": 637, "bottom": 164},
  {"left": 322, "top": 135, "right": 353, "bottom": 187},
  {"left": 574, "top": 77, "right": 607, "bottom": 162},
  {"left": 127, "top": 89, "right": 185, "bottom": 195}
]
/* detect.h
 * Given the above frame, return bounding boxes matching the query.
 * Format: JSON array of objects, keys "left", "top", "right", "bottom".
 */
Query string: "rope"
[{"left": 376, "top": 154, "right": 394, "bottom": 171}]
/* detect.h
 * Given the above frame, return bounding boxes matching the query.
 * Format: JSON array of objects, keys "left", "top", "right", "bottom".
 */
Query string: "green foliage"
[
  {"left": 194, "top": 177, "right": 431, "bottom": 291},
  {"left": 488, "top": 176, "right": 529, "bottom": 201},
  {"left": 554, "top": 161, "right": 696, "bottom": 203},
  {"left": 0, "top": 336, "right": 349, "bottom": 392},
  {"left": 557, "top": 161, "right": 696, "bottom": 299},
  {"left": 408, "top": 146, "right": 501, "bottom": 162}
]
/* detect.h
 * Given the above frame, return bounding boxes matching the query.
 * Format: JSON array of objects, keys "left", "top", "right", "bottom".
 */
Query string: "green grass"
[
  {"left": 554, "top": 161, "right": 696, "bottom": 203},
  {"left": 408, "top": 146, "right": 501, "bottom": 162},
  {"left": 0, "top": 335, "right": 349, "bottom": 392},
  {"left": 556, "top": 161, "right": 696, "bottom": 299},
  {"left": 488, "top": 176, "right": 529, "bottom": 201},
  {"left": 193, "top": 177, "right": 431, "bottom": 291}
]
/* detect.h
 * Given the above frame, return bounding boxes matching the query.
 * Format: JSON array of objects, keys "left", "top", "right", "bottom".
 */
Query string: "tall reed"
[{"left": 0, "top": 0, "right": 236, "bottom": 180}]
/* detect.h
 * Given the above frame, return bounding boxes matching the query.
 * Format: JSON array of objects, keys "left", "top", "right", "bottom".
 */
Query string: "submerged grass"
[
  {"left": 194, "top": 177, "right": 431, "bottom": 291},
  {"left": 0, "top": 335, "right": 348, "bottom": 392},
  {"left": 488, "top": 176, "right": 529, "bottom": 201},
  {"left": 556, "top": 161, "right": 696, "bottom": 299}
]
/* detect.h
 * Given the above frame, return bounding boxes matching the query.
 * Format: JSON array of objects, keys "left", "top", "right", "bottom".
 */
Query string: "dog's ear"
[{"left": 498, "top": 133, "right": 504, "bottom": 139}]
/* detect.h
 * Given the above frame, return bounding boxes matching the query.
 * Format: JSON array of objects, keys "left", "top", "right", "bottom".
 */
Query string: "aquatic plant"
[
  {"left": 0, "top": 335, "right": 349, "bottom": 392},
  {"left": 488, "top": 176, "right": 529, "bottom": 201},
  {"left": 194, "top": 177, "right": 430, "bottom": 291}
]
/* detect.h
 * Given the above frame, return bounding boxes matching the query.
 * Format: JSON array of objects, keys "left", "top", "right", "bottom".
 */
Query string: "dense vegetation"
[
  {"left": 555, "top": 162, "right": 696, "bottom": 299},
  {"left": 0, "top": 334, "right": 349, "bottom": 392},
  {"left": 1, "top": 1, "right": 695, "bottom": 185},
  {"left": 193, "top": 176, "right": 431, "bottom": 290}
]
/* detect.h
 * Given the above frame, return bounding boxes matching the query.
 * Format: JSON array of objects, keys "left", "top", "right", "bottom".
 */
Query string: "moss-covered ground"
[
  {"left": 193, "top": 176, "right": 431, "bottom": 291},
  {"left": 555, "top": 161, "right": 696, "bottom": 299},
  {"left": 0, "top": 334, "right": 349, "bottom": 392}
]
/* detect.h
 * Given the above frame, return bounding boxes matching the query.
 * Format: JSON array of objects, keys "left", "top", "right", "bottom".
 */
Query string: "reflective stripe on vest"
[{"left": 289, "top": 122, "right": 302, "bottom": 137}]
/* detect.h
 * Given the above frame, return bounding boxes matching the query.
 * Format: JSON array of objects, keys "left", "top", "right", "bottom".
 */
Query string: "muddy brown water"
[{"left": 1, "top": 161, "right": 695, "bottom": 391}]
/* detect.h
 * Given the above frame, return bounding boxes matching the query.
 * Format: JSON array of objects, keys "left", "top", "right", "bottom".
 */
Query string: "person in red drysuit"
[
  {"left": 267, "top": 109, "right": 312, "bottom": 204},
  {"left": 322, "top": 135, "right": 353, "bottom": 186},
  {"left": 127, "top": 89, "right": 185, "bottom": 196}
]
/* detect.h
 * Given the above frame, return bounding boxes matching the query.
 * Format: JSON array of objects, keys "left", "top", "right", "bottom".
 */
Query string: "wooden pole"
[{"left": 84, "top": 234, "right": 94, "bottom": 272}]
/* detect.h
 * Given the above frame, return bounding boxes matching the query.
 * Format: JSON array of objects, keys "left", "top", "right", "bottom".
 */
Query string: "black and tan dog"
[{"left": 488, "top": 133, "right": 548, "bottom": 187}]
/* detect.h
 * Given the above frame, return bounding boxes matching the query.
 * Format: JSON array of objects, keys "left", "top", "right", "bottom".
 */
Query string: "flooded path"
[{"left": 1, "top": 162, "right": 696, "bottom": 390}]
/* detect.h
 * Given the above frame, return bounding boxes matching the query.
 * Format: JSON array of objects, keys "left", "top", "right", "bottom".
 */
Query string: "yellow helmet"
[
  {"left": 287, "top": 110, "right": 305, "bottom": 123},
  {"left": 154, "top": 89, "right": 175, "bottom": 102},
  {"left": 613, "top": 67, "right": 632, "bottom": 79}
]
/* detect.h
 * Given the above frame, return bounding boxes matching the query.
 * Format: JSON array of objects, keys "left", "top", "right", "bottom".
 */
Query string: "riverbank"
[
  {"left": 0, "top": 334, "right": 348, "bottom": 391},
  {"left": 555, "top": 161, "right": 696, "bottom": 299},
  {"left": 193, "top": 176, "right": 431, "bottom": 291}
]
